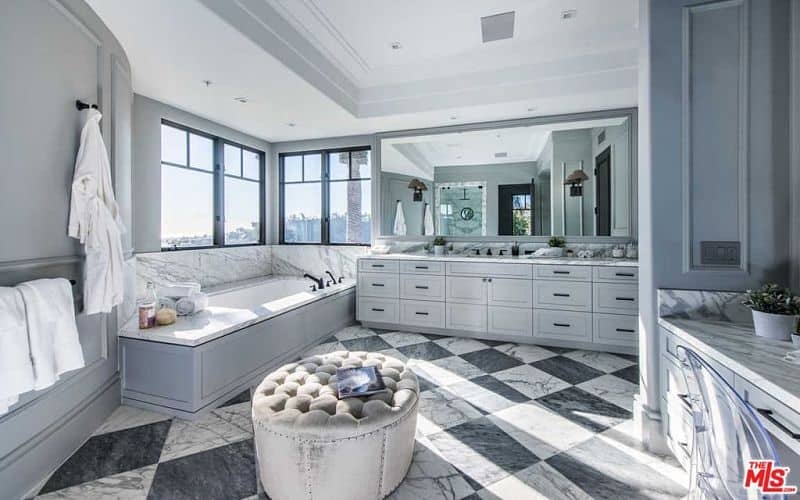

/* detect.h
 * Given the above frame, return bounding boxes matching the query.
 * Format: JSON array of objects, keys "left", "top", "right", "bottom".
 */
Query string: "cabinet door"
[
  {"left": 446, "top": 303, "right": 487, "bottom": 332},
  {"left": 593, "top": 313, "right": 638, "bottom": 347},
  {"left": 400, "top": 275, "right": 445, "bottom": 301},
  {"left": 533, "top": 281, "right": 592, "bottom": 312},
  {"left": 488, "top": 306, "right": 532, "bottom": 336},
  {"left": 487, "top": 278, "right": 533, "bottom": 308},
  {"left": 445, "top": 276, "right": 487, "bottom": 304},
  {"left": 358, "top": 298, "right": 400, "bottom": 323},
  {"left": 357, "top": 272, "right": 399, "bottom": 298},
  {"left": 593, "top": 283, "right": 638, "bottom": 314},
  {"left": 533, "top": 310, "right": 592, "bottom": 342},
  {"left": 400, "top": 300, "right": 445, "bottom": 328}
]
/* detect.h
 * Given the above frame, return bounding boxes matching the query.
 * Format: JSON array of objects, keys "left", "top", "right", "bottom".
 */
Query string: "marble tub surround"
[
  {"left": 37, "top": 326, "right": 686, "bottom": 500},
  {"left": 658, "top": 288, "right": 751, "bottom": 324},
  {"left": 136, "top": 246, "right": 272, "bottom": 297},
  {"left": 270, "top": 244, "right": 367, "bottom": 279}
]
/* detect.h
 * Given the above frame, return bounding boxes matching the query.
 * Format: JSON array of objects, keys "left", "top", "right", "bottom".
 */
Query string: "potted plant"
[
  {"left": 432, "top": 236, "right": 447, "bottom": 256},
  {"left": 544, "top": 236, "right": 566, "bottom": 257},
  {"left": 741, "top": 284, "right": 800, "bottom": 341}
]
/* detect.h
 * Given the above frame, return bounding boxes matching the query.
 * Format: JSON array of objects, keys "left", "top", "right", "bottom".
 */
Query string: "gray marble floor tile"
[
  {"left": 478, "top": 461, "right": 593, "bottom": 500},
  {"left": 340, "top": 335, "right": 393, "bottom": 352},
  {"left": 445, "top": 376, "right": 529, "bottom": 414},
  {"left": 492, "top": 343, "right": 560, "bottom": 364},
  {"left": 492, "top": 364, "right": 571, "bottom": 400},
  {"left": 434, "top": 337, "right": 493, "bottom": 355},
  {"left": 459, "top": 349, "right": 523, "bottom": 373},
  {"left": 431, "top": 356, "right": 485, "bottom": 381},
  {"left": 398, "top": 341, "right": 454, "bottom": 361},
  {"left": 418, "top": 388, "right": 484, "bottom": 435},
  {"left": 535, "top": 387, "right": 632, "bottom": 433},
  {"left": 388, "top": 442, "right": 476, "bottom": 500},
  {"left": 333, "top": 325, "right": 377, "bottom": 341},
  {"left": 381, "top": 331, "right": 431, "bottom": 348},
  {"left": 378, "top": 347, "right": 410, "bottom": 363},
  {"left": 36, "top": 465, "right": 156, "bottom": 500},
  {"left": 577, "top": 374, "right": 639, "bottom": 412},
  {"left": 159, "top": 404, "right": 252, "bottom": 462},
  {"left": 562, "top": 350, "right": 636, "bottom": 373},
  {"left": 92, "top": 405, "right": 171, "bottom": 436},
  {"left": 408, "top": 359, "right": 475, "bottom": 388},
  {"left": 611, "top": 364, "right": 640, "bottom": 385},
  {"left": 531, "top": 356, "right": 605, "bottom": 385}
]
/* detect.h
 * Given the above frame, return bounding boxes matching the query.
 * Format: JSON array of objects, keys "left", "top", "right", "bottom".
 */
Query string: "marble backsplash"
[
  {"left": 372, "top": 239, "right": 635, "bottom": 258},
  {"left": 658, "top": 288, "right": 752, "bottom": 324},
  {"left": 135, "top": 245, "right": 367, "bottom": 298}
]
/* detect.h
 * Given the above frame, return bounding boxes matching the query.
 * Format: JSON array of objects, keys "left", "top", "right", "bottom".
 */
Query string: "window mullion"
[
  {"left": 213, "top": 139, "right": 224, "bottom": 246},
  {"left": 321, "top": 152, "right": 330, "bottom": 244}
]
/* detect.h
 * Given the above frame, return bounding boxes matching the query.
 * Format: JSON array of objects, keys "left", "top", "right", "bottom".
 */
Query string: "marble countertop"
[
  {"left": 120, "top": 279, "right": 355, "bottom": 347},
  {"left": 363, "top": 253, "right": 638, "bottom": 267},
  {"left": 659, "top": 316, "right": 800, "bottom": 409}
]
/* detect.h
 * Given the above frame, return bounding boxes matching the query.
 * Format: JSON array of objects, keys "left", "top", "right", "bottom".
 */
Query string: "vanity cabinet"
[{"left": 357, "top": 256, "right": 638, "bottom": 354}]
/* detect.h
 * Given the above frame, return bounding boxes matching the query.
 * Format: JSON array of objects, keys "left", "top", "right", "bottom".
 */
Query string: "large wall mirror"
[{"left": 377, "top": 109, "right": 636, "bottom": 240}]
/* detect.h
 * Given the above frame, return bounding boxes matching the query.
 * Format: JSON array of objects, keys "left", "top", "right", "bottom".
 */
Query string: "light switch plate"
[{"left": 700, "top": 241, "right": 740, "bottom": 266}]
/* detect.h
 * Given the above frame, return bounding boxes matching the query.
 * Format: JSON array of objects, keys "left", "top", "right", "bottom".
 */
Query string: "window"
[
  {"left": 512, "top": 193, "right": 532, "bottom": 236},
  {"left": 160, "top": 122, "right": 264, "bottom": 250},
  {"left": 280, "top": 148, "right": 371, "bottom": 245}
]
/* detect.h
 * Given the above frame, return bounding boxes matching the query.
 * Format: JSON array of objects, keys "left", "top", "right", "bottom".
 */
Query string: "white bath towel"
[
  {"left": 424, "top": 203, "right": 435, "bottom": 236},
  {"left": 158, "top": 282, "right": 201, "bottom": 298},
  {"left": 68, "top": 108, "right": 125, "bottom": 315},
  {"left": 175, "top": 293, "right": 209, "bottom": 316},
  {"left": 393, "top": 201, "right": 407, "bottom": 236},
  {"left": 0, "top": 287, "right": 35, "bottom": 415},
  {"left": 16, "top": 279, "right": 85, "bottom": 390}
]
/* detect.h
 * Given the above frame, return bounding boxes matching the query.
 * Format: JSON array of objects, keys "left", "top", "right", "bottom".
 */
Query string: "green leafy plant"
[
  {"left": 742, "top": 284, "right": 800, "bottom": 315},
  {"left": 432, "top": 236, "right": 447, "bottom": 246},
  {"left": 548, "top": 236, "right": 566, "bottom": 248}
]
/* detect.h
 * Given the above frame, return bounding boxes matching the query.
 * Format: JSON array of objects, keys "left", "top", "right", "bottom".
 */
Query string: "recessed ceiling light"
[
  {"left": 495, "top": 152, "right": 508, "bottom": 158},
  {"left": 233, "top": 97, "right": 248, "bottom": 103},
  {"left": 390, "top": 42, "right": 402, "bottom": 50},
  {"left": 527, "top": 106, "right": 537, "bottom": 112},
  {"left": 450, "top": 115, "right": 457, "bottom": 120},
  {"left": 561, "top": 9, "right": 577, "bottom": 20},
  {"left": 286, "top": 122, "right": 296, "bottom": 127}
]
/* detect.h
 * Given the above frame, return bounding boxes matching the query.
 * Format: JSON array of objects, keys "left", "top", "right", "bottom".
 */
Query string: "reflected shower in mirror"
[{"left": 378, "top": 111, "right": 634, "bottom": 238}]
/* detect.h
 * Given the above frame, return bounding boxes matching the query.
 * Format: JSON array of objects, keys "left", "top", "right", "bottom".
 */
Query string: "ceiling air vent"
[
  {"left": 481, "top": 11, "right": 515, "bottom": 43},
  {"left": 494, "top": 152, "right": 508, "bottom": 158}
]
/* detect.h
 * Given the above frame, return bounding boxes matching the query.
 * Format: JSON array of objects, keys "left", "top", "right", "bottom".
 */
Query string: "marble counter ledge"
[
  {"left": 658, "top": 316, "right": 800, "bottom": 410},
  {"left": 361, "top": 253, "right": 638, "bottom": 267},
  {"left": 119, "top": 280, "right": 355, "bottom": 347}
]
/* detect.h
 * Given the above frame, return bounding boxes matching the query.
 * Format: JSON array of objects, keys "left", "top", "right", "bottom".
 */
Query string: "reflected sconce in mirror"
[
  {"left": 564, "top": 170, "right": 589, "bottom": 197},
  {"left": 408, "top": 178, "right": 428, "bottom": 202}
]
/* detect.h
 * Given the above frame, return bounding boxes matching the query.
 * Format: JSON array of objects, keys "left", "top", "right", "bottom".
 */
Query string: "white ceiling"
[
  {"left": 87, "top": 0, "right": 638, "bottom": 142},
  {"left": 381, "top": 117, "right": 628, "bottom": 179}
]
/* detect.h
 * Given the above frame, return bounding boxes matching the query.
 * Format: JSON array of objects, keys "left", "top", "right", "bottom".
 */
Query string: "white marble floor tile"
[
  {"left": 562, "top": 350, "right": 636, "bottom": 373},
  {"left": 388, "top": 442, "right": 475, "bottom": 500},
  {"left": 418, "top": 388, "right": 483, "bottom": 436},
  {"left": 36, "top": 465, "right": 156, "bottom": 500},
  {"left": 334, "top": 325, "right": 377, "bottom": 341},
  {"left": 489, "top": 402, "right": 595, "bottom": 460},
  {"left": 407, "top": 359, "right": 470, "bottom": 387},
  {"left": 493, "top": 364, "right": 570, "bottom": 400},
  {"left": 431, "top": 356, "right": 485, "bottom": 381},
  {"left": 381, "top": 331, "right": 430, "bottom": 348},
  {"left": 493, "top": 343, "right": 559, "bottom": 364},
  {"left": 92, "top": 406, "right": 171, "bottom": 436},
  {"left": 576, "top": 374, "right": 639, "bottom": 412},
  {"left": 478, "top": 462, "right": 593, "bottom": 500},
  {"left": 444, "top": 379, "right": 519, "bottom": 414},
  {"left": 302, "top": 341, "right": 347, "bottom": 357},
  {"left": 434, "top": 337, "right": 491, "bottom": 355},
  {"left": 159, "top": 405, "right": 252, "bottom": 462},
  {"left": 379, "top": 347, "right": 409, "bottom": 362}
]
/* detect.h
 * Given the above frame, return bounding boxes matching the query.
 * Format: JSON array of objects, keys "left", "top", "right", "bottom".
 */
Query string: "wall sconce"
[
  {"left": 564, "top": 170, "right": 589, "bottom": 197},
  {"left": 408, "top": 178, "right": 428, "bottom": 202}
]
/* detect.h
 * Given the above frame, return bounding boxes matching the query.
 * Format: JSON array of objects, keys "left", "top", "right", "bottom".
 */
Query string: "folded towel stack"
[
  {"left": 158, "top": 282, "right": 201, "bottom": 298},
  {"left": 175, "top": 293, "right": 209, "bottom": 316}
]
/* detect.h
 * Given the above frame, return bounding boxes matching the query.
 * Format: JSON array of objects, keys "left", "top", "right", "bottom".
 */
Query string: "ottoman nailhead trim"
[{"left": 378, "top": 427, "right": 388, "bottom": 496}]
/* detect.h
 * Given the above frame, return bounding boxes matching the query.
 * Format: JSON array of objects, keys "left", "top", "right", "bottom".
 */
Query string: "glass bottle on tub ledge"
[{"left": 138, "top": 281, "right": 158, "bottom": 329}]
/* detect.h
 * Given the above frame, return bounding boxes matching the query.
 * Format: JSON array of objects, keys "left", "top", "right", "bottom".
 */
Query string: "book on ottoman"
[{"left": 336, "top": 366, "right": 387, "bottom": 399}]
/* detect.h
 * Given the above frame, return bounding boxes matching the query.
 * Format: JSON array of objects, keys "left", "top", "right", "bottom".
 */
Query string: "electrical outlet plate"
[{"left": 700, "top": 241, "right": 740, "bottom": 266}]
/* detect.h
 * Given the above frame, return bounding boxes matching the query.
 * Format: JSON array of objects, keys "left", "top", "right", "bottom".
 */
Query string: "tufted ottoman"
[{"left": 251, "top": 351, "right": 419, "bottom": 500}]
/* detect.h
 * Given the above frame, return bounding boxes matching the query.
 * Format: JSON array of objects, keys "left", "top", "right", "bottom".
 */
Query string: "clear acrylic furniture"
[{"left": 677, "top": 346, "right": 786, "bottom": 500}]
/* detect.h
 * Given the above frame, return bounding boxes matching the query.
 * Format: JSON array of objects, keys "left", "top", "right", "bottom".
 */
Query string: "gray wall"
[
  {"left": 270, "top": 135, "right": 376, "bottom": 243},
  {"left": 433, "top": 162, "right": 538, "bottom": 236},
  {"left": 381, "top": 172, "right": 433, "bottom": 236},
  {"left": 132, "top": 95, "right": 273, "bottom": 252},
  {"left": 0, "top": 1, "right": 132, "bottom": 497},
  {"left": 639, "top": 0, "right": 793, "bottom": 451}
]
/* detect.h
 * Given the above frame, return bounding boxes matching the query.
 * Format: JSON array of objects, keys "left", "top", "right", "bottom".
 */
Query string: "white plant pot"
[
  {"left": 433, "top": 245, "right": 446, "bottom": 256},
  {"left": 751, "top": 310, "right": 797, "bottom": 341}
]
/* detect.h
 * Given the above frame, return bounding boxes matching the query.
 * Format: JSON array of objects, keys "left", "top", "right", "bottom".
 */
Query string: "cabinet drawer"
[
  {"left": 358, "top": 259, "right": 399, "bottom": 273},
  {"left": 445, "top": 276, "right": 487, "bottom": 304},
  {"left": 399, "top": 260, "right": 444, "bottom": 275},
  {"left": 593, "top": 266, "right": 638, "bottom": 283},
  {"left": 358, "top": 298, "right": 399, "bottom": 324},
  {"left": 735, "top": 376, "right": 800, "bottom": 452},
  {"left": 400, "top": 275, "right": 445, "bottom": 301},
  {"left": 488, "top": 278, "right": 533, "bottom": 308},
  {"left": 488, "top": 306, "right": 532, "bottom": 336},
  {"left": 593, "top": 313, "right": 638, "bottom": 347},
  {"left": 593, "top": 283, "right": 638, "bottom": 315},
  {"left": 446, "top": 303, "right": 487, "bottom": 332},
  {"left": 446, "top": 261, "right": 532, "bottom": 278},
  {"left": 533, "top": 281, "right": 591, "bottom": 312},
  {"left": 533, "top": 310, "right": 592, "bottom": 342},
  {"left": 534, "top": 265, "right": 592, "bottom": 282},
  {"left": 400, "top": 300, "right": 445, "bottom": 328},
  {"left": 358, "top": 272, "right": 399, "bottom": 298}
]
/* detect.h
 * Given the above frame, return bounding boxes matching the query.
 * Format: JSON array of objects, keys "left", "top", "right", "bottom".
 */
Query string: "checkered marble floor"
[{"left": 35, "top": 326, "right": 687, "bottom": 499}]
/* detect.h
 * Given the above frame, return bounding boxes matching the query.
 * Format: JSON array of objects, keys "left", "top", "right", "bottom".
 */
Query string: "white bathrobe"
[
  {"left": 393, "top": 201, "right": 407, "bottom": 236},
  {"left": 68, "top": 109, "right": 125, "bottom": 315}
]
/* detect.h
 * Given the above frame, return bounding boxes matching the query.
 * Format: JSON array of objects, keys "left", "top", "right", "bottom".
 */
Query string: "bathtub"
[{"left": 118, "top": 275, "right": 355, "bottom": 419}]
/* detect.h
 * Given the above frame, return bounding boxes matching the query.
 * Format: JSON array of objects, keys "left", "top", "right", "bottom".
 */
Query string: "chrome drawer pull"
[
  {"left": 415, "top": 285, "right": 429, "bottom": 290},
  {"left": 371, "top": 283, "right": 385, "bottom": 287},
  {"left": 553, "top": 270, "right": 570, "bottom": 275},
  {"left": 415, "top": 266, "right": 429, "bottom": 269},
  {"left": 616, "top": 272, "right": 635, "bottom": 277},
  {"left": 371, "top": 308, "right": 385, "bottom": 312},
  {"left": 553, "top": 322, "right": 571, "bottom": 328},
  {"left": 615, "top": 297, "right": 635, "bottom": 301},
  {"left": 756, "top": 408, "right": 800, "bottom": 440},
  {"left": 415, "top": 312, "right": 429, "bottom": 316},
  {"left": 371, "top": 264, "right": 385, "bottom": 268},
  {"left": 615, "top": 328, "right": 635, "bottom": 333},
  {"left": 553, "top": 293, "right": 571, "bottom": 297}
]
